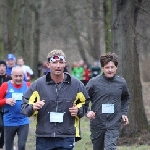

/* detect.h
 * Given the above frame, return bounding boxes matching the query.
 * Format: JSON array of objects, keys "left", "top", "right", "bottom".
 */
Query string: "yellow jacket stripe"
[
  {"left": 74, "top": 92, "right": 86, "bottom": 137},
  {"left": 28, "top": 91, "right": 40, "bottom": 116}
]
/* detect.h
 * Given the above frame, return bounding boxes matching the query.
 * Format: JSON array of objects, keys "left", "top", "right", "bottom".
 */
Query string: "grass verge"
[{"left": 24, "top": 117, "right": 150, "bottom": 150}]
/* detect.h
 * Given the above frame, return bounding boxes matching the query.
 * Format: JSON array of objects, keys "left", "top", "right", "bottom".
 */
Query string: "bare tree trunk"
[
  {"left": 112, "top": 0, "right": 148, "bottom": 136},
  {"left": 99, "top": 0, "right": 106, "bottom": 55},
  {"left": 91, "top": 0, "right": 101, "bottom": 59},
  {"left": 21, "top": 0, "right": 41, "bottom": 77},
  {"left": 0, "top": 0, "right": 5, "bottom": 59},
  {"left": 0, "top": 0, "right": 41, "bottom": 77},
  {"left": 135, "top": 0, "right": 150, "bottom": 125},
  {"left": 32, "top": 1, "right": 41, "bottom": 78},
  {"left": 23, "top": 0, "right": 35, "bottom": 67},
  {"left": 65, "top": 0, "right": 88, "bottom": 63},
  {"left": 136, "top": 0, "right": 150, "bottom": 82},
  {"left": 104, "top": 0, "right": 111, "bottom": 53},
  {"left": 88, "top": 0, "right": 106, "bottom": 59},
  {"left": 6, "top": 0, "right": 17, "bottom": 54}
]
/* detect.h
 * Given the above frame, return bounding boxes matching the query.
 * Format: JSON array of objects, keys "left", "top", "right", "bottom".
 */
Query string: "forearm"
[
  {"left": 21, "top": 97, "right": 35, "bottom": 117},
  {"left": 0, "top": 98, "right": 6, "bottom": 106},
  {"left": 121, "top": 100, "right": 129, "bottom": 115}
]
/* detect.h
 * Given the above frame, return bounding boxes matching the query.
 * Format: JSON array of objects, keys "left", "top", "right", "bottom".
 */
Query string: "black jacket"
[
  {"left": 0, "top": 74, "right": 12, "bottom": 86},
  {"left": 86, "top": 74, "right": 130, "bottom": 132},
  {"left": 0, "top": 74, "right": 12, "bottom": 116},
  {"left": 21, "top": 72, "right": 89, "bottom": 141}
]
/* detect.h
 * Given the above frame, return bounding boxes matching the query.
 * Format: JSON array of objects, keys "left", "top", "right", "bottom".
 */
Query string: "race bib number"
[
  {"left": 102, "top": 104, "right": 114, "bottom": 113},
  {"left": 50, "top": 112, "right": 64, "bottom": 122},
  {"left": 12, "top": 93, "right": 23, "bottom": 101}
]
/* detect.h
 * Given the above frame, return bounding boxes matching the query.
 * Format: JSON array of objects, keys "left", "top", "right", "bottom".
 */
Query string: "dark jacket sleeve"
[
  {"left": 21, "top": 81, "right": 38, "bottom": 117},
  {"left": 74, "top": 82, "right": 90, "bottom": 118},
  {"left": 83, "top": 79, "right": 94, "bottom": 117},
  {"left": 121, "top": 81, "right": 130, "bottom": 116}
]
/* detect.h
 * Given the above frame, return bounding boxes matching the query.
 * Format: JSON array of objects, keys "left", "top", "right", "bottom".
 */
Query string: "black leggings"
[
  {"left": 0, "top": 127, "right": 4, "bottom": 148},
  {"left": 4, "top": 124, "right": 29, "bottom": 150}
]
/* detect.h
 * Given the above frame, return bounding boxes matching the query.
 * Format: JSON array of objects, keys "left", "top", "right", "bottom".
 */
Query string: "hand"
[
  {"left": 33, "top": 100, "right": 45, "bottom": 111},
  {"left": 6, "top": 98, "right": 16, "bottom": 106},
  {"left": 87, "top": 111, "right": 95, "bottom": 120},
  {"left": 122, "top": 115, "right": 129, "bottom": 125},
  {"left": 69, "top": 104, "right": 78, "bottom": 117}
]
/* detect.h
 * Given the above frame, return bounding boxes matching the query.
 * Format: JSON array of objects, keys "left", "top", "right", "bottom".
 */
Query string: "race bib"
[
  {"left": 102, "top": 104, "right": 114, "bottom": 113},
  {"left": 12, "top": 93, "right": 23, "bottom": 101},
  {"left": 50, "top": 112, "right": 64, "bottom": 122}
]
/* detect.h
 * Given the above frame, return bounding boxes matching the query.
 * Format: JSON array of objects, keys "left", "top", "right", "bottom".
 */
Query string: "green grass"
[
  {"left": 24, "top": 117, "right": 150, "bottom": 150},
  {"left": 75, "top": 117, "right": 150, "bottom": 150},
  {"left": 75, "top": 117, "right": 92, "bottom": 150}
]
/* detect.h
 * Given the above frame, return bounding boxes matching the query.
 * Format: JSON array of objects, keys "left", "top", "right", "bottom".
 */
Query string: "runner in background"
[
  {"left": 37, "top": 61, "right": 43, "bottom": 78},
  {"left": 82, "top": 63, "right": 91, "bottom": 86},
  {"left": 6, "top": 54, "right": 16, "bottom": 76},
  {"left": 6, "top": 54, "right": 28, "bottom": 82},
  {"left": 17, "top": 57, "right": 34, "bottom": 81},
  {"left": 90, "top": 61, "right": 101, "bottom": 78},
  {"left": 0, "top": 66, "right": 30, "bottom": 150},
  {"left": 71, "top": 61, "right": 84, "bottom": 81},
  {"left": 0, "top": 60, "right": 12, "bottom": 150},
  {"left": 42, "top": 61, "right": 50, "bottom": 75}
]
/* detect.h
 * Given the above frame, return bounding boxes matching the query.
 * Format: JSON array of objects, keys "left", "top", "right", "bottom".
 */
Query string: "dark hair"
[
  {"left": 100, "top": 53, "right": 118, "bottom": 67},
  {"left": 0, "top": 60, "right": 6, "bottom": 66}
]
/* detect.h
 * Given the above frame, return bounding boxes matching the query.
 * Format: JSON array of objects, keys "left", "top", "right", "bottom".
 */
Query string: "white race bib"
[
  {"left": 12, "top": 93, "right": 23, "bottom": 101},
  {"left": 50, "top": 112, "right": 64, "bottom": 122},
  {"left": 102, "top": 104, "right": 114, "bottom": 113}
]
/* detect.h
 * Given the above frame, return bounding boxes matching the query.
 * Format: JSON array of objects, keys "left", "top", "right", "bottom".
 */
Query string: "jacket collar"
[
  {"left": 46, "top": 72, "right": 71, "bottom": 85},
  {"left": 102, "top": 73, "right": 116, "bottom": 80}
]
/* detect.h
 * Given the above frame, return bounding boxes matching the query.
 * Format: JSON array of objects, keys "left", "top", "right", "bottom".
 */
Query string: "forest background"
[{"left": 0, "top": 0, "right": 150, "bottom": 148}]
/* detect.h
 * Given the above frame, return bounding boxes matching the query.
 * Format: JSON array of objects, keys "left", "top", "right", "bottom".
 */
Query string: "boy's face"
[{"left": 102, "top": 61, "right": 117, "bottom": 78}]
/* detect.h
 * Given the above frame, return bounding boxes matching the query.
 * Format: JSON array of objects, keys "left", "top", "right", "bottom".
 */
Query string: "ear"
[{"left": 46, "top": 62, "right": 49, "bottom": 67}]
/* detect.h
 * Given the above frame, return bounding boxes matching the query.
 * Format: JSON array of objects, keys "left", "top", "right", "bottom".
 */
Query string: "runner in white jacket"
[{"left": 17, "top": 57, "right": 34, "bottom": 81}]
